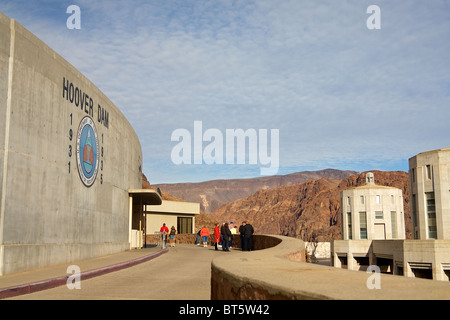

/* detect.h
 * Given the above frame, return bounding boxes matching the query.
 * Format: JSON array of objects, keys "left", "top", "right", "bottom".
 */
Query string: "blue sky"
[{"left": 1, "top": 0, "right": 450, "bottom": 183}]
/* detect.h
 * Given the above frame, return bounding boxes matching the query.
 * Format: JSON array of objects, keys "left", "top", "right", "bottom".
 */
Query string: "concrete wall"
[
  {"left": 333, "top": 239, "right": 450, "bottom": 281},
  {"left": 409, "top": 148, "right": 450, "bottom": 240},
  {"left": 212, "top": 235, "right": 450, "bottom": 300},
  {"left": 145, "top": 200, "right": 200, "bottom": 235},
  {"left": 211, "top": 235, "right": 306, "bottom": 300},
  {"left": 0, "top": 13, "right": 142, "bottom": 275},
  {"left": 146, "top": 214, "right": 179, "bottom": 235},
  {"left": 402, "top": 240, "right": 450, "bottom": 281}
]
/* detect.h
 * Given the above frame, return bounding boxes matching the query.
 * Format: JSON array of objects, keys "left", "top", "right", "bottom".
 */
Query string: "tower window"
[
  {"left": 426, "top": 192, "right": 437, "bottom": 239},
  {"left": 360, "top": 211, "right": 367, "bottom": 239},
  {"left": 391, "top": 211, "right": 398, "bottom": 239},
  {"left": 375, "top": 211, "right": 383, "bottom": 219},
  {"left": 347, "top": 212, "right": 352, "bottom": 240},
  {"left": 426, "top": 165, "right": 432, "bottom": 180}
]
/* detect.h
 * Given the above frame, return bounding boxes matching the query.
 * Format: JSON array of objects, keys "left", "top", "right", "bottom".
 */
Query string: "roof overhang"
[
  {"left": 146, "top": 200, "right": 200, "bottom": 215},
  {"left": 129, "top": 189, "right": 162, "bottom": 206}
]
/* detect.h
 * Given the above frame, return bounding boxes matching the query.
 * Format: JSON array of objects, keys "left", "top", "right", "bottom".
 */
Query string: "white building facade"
[
  {"left": 333, "top": 152, "right": 450, "bottom": 281},
  {"left": 409, "top": 147, "right": 450, "bottom": 240},
  {"left": 340, "top": 173, "right": 405, "bottom": 241}
]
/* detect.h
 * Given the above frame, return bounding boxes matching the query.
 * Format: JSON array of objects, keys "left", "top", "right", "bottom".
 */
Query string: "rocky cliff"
[
  {"left": 155, "top": 169, "right": 357, "bottom": 213},
  {"left": 207, "top": 171, "right": 410, "bottom": 241}
]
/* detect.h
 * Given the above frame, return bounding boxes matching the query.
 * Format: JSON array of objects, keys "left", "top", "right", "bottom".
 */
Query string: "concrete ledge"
[
  {"left": 0, "top": 249, "right": 168, "bottom": 299},
  {"left": 211, "top": 235, "right": 450, "bottom": 300},
  {"left": 147, "top": 233, "right": 283, "bottom": 250}
]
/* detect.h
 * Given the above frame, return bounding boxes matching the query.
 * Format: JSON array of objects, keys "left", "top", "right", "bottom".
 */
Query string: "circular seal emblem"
[{"left": 76, "top": 116, "right": 99, "bottom": 187}]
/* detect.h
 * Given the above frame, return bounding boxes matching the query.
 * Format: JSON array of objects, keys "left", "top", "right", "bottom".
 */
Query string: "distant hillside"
[
  {"left": 155, "top": 169, "right": 358, "bottom": 213},
  {"left": 207, "top": 171, "right": 410, "bottom": 242},
  {"left": 142, "top": 174, "right": 186, "bottom": 202}
]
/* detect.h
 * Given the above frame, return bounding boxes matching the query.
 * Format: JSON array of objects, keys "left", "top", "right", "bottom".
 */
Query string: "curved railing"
[
  {"left": 211, "top": 235, "right": 308, "bottom": 300},
  {"left": 210, "top": 235, "right": 450, "bottom": 300}
]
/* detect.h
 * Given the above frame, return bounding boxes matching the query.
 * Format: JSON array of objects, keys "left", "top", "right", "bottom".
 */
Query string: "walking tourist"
[
  {"left": 160, "top": 223, "right": 169, "bottom": 249},
  {"left": 221, "top": 223, "right": 232, "bottom": 252},
  {"left": 214, "top": 223, "right": 221, "bottom": 251},
  {"left": 229, "top": 222, "right": 236, "bottom": 248},
  {"left": 196, "top": 229, "right": 201, "bottom": 245},
  {"left": 243, "top": 221, "right": 254, "bottom": 251},
  {"left": 239, "top": 221, "right": 246, "bottom": 250},
  {"left": 169, "top": 226, "right": 177, "bottom": 247},
  {"left": 200, "top": 226, "right": 210, "bottom": 247}
]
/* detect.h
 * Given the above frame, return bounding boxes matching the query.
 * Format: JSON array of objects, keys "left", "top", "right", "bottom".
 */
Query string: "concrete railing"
[
  {"left": 210, "top": 235, "right": 450, "bottom": 300},
  {"left": 145, "top": 233, "right": 283, "bottom": 249}
]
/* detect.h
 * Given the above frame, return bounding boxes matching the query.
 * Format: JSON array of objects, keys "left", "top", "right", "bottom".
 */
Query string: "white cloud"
[{"left": 2, "top": 0, "right": 450, "bottom": 183}]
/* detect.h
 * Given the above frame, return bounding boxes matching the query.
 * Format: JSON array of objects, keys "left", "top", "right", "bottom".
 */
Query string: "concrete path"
[{"left": 5, "top": 244, "right": 226, "bottom": 300}]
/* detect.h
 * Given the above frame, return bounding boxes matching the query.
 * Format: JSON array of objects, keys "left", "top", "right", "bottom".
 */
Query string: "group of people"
[
  {"left": 197, "top": 221, "right": 254, "bottom": 251},
  {"left": 159, "top": 221, "right": 255, "bottom": 251},
  {"left": 159, "top": 223, "right": 177, "bottom": 248}
]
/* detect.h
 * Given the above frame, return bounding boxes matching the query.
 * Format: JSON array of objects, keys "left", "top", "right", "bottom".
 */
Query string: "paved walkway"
[{"left": 2, "top": 244, "right": 227, "bottom": 300}]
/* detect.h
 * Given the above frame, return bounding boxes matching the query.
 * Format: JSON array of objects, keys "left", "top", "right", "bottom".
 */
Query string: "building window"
[
  {"left": 391, "top": 195, "right": 395, "bottom": 204},
  {"left": 391, "top": 211, "right": 398, "bottom": 239},
  {"left": 376, "top": 195, "right": 381, "bottom": 204},
  {"left": 360, "top": 196, "right": 364, "bottom": 204},
  {"left": 375, "top": 211, "right": 383, "bottom": 219},
  {"left": 360, "top": 211, "right": 367, "bottom": 239},
  {"left": 347, "top": 212, "right": 352, "bottom": 240},
  {"left": 426, "top": 192, "right": 437, "bottom": 239},
  {"left": 347, "top": 196, "right": 351, "bottom": 206},
  {"left": 411, "top": 194, "right": 418, "bottom": 236},
  {"left": 426, "top": 165, "right": 432, "bottom": 180},
  {"left": 177, "top": 217, "right": 193, "bottom": 234}
]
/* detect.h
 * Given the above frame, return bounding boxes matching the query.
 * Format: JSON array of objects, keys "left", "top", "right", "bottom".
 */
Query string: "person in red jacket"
[
  {"left": 213, "top": 223, "right": 221, "bottom": 251},
  {"left": 160, "top": 223, "right": 169, "bottom": 248},
  {"left": 200, "top": 226, "right": 210, "bottom": 247}
]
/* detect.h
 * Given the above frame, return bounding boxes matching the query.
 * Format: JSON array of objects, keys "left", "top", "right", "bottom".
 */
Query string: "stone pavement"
[{"left": 2, "top": 244, "right": 226, "bottom": 300}]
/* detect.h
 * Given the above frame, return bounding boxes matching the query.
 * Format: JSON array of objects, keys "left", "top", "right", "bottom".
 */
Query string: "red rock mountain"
[
  {"left": 155, "top": 169, "right": 357, "bottom": 213},
  {"left": 207, "top": 171, "right": 410, "bottom": 242}
]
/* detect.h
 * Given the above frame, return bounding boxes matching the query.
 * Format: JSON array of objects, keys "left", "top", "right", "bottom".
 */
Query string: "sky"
[{"left": 1, "top": 0, "right": 450, "bottom": 184}]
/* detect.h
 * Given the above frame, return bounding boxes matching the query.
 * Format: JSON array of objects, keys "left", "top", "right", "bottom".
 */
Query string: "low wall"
[
  {"left": 145, "top": 234, "right": 198, "bottom": 245},
  {"left": 211, "top": 235, "right": 307, "bottom": 300},
  {"left": 145, "top": 234, "right": 282, "bottom": 250},
  {"left": 211, "top": 235, "right": 450, "bottom": 300}
]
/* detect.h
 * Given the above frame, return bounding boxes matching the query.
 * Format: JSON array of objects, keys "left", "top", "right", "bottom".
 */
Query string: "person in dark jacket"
[
  {"left": 242, "top": 221, "right": 254, "bottom": 251},
  {"left": 221, "top": 223, "right": 232, "bottom": 252},
  {"left": 239, "top": 221, "right": 246, "bottom": 250}
]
